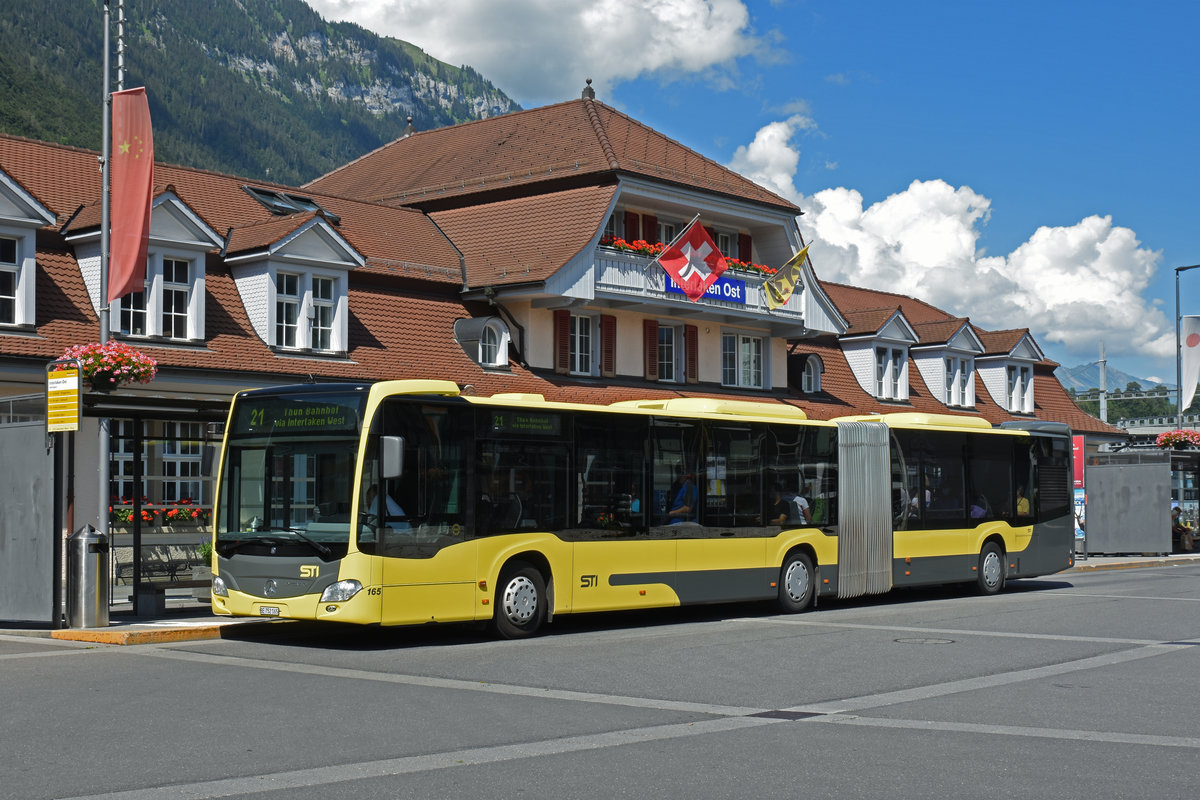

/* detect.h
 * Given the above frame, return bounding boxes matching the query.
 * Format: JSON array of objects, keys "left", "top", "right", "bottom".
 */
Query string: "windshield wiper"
[
  {"left": 216, "top": 536, "right": 280, "bottom": 557},
  {"left": 261, "top": 526, "right": 333, "bottom": 558}
]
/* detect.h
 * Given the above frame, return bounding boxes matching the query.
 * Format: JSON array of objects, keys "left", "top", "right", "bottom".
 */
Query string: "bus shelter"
[
  {"left": 1081, "top": 449, "right": 1200, "bottom": 555},
  {"left": 0, "top": 393, "right": 228, "bottom": 625}
]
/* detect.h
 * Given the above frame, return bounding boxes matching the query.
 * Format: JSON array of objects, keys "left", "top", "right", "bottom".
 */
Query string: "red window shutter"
[
  {"left": 624, "top": 211, "right": 640, "bottom": 241},
  {"left": 685, "top": 325, "right": 699, "bottom": 384},
  {"left": 704, "top": 226, "right": 717, "bottom": 244},
  {"left": 642, "top": 214, "right": 658, "bottom": 244},
  {"left": 600, "top": 315, "right": 617, "bottom": 378},
  {"left": 738, "top": 233, "right": 752, "bottom": 263},
  {"left": 554, "top": 309, "right": 570, "bottom": 374},
  {"left": 643, "top": 319, "right": 659, "bottom": 381}
]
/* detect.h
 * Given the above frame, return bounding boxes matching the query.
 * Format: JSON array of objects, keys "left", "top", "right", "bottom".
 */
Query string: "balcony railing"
[{"left": 592, "top": 245, "right": 804, "bottom": 317}]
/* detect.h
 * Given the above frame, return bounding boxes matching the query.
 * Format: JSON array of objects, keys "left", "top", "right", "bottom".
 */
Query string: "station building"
[{"left": 0, "top": 84, "right": 1122, "bottom": 615}]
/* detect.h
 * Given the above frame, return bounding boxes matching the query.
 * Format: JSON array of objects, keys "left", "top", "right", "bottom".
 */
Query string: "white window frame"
[
  {"left": 657, "top": 220, "right": 677, "bottom": 245},
  {"left": 802, "top": 355, "right": 822, "bottom": 394},
  {"left": 716, "top": 231, "right": 735, "bottom": 258},
  {"left": 1007, "top": 363, "right": 1034, "bottom": 413},
  {"left": 479, "top": 319, "right": 511, "bottom": 368},
  {"left": 944, "top": 356, "right": 974, "bottom": 407},
  {"left": 161, "top": 258, "right": 190, "bottom": 340},
  {"left": 875, "top": 345, "right": 908, "bottom": 401},
  {"left": 311, "top": 275, "right": 335, "bottom": 352},
  {"left": 721, "top": 331, "right": 764, "bottom": 389},
  {"left": 569, "top": 314, "right": 594, "bottom": 375},
  {"left": 112, "top": 249, "right": 205, "bottom": 341},
  {"left": 0, "top": 236, "right": 17, "bottom": 326},
  {"left": 658, "top": 323, "right": 682, "bottom": 383},
  {"left": 0, "top": 229, "right": 37, "bottom": 328},
  {"left": 275, "top": 272, "right": 301, "bottom": 349}
]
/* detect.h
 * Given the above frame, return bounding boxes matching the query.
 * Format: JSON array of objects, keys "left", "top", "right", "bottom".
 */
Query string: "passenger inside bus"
[{"left": 667, "top": 472, "right": 698, "bottom": 524}]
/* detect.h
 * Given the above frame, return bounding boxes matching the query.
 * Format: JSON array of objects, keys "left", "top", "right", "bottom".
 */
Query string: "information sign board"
[{"left": 46, "top": 359, "right": 81, "bottom": 433}]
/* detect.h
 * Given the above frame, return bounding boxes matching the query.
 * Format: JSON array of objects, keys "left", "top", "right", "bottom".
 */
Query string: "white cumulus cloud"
[
  {"left": 726, "top": 117, "right": 1168, "bottom": 367},
  {"left": 308, "top": 0, "right": 762, "bottom": 106}
]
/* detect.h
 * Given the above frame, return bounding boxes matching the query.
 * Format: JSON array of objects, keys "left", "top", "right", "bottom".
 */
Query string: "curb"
[
  {"left": 1068, "top": 556, "right": 1200, "bottom": 573},
  {"left": 47, "top": 618, "right": 287, "bottom": 645}
]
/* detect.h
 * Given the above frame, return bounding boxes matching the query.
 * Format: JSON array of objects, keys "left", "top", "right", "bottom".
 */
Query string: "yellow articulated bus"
[{"left": 209, "top": 380, "right": 1075, "bottom": 637}]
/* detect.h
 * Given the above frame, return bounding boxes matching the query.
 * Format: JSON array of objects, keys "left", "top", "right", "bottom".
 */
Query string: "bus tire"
[
  {"left": 491, "top": 562, "right": 546, "bottom": 639},
  {"left": 977, "top": 542, "right": 1005, "bottom": 595},
  {"left": 777, "top": 552, "right": 814, "bottom": 613}
]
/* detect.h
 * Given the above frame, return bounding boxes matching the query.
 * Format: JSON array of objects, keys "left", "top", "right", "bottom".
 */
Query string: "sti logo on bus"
[
  {"left": 300, "top": 565, "right": 319, "bottom": 578},
  {"left": 580, "top": 574, "right": 598, "bottom": 588}
]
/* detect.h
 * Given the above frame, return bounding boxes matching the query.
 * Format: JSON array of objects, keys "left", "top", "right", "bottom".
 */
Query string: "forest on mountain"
[{"left": 0, "top": 0, "right": 518, "bottom": 186}]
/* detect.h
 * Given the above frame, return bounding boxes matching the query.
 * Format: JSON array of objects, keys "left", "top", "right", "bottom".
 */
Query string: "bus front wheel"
[
  {"left": 976, "top": 542, "right": 1005, "bottom": 595},
  {"left": 492, "top": 562, "right": 546, "bottom": 639},
  {"left": 777, "top": 552, "right": 814, "bottom": 613}
]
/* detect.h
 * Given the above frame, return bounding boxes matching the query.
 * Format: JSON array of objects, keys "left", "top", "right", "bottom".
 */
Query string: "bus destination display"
[{"left": 234, "top": 395, "right": 362, "bottom": 435}]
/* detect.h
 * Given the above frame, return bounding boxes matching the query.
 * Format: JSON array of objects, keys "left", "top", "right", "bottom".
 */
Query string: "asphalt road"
[{"left": 4, "top": 564, "right": 1199, "bottom": 800}]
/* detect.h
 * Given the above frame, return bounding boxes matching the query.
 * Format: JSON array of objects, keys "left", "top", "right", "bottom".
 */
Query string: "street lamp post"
[{"left": 1175, "top": 264, "right": 1200, "bottom": 429}]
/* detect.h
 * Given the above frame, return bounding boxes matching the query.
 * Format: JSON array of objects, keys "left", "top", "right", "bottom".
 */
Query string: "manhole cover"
[{"left": 894, "top": 637, "right": 955, "bottom": 645}]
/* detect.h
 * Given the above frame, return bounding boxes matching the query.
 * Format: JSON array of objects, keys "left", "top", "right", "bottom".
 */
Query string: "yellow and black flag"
[{"left": 763, "top": 244, "right": 810, "bottom": 310}]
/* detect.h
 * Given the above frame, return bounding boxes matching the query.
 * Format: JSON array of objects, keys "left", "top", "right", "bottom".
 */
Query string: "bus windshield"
[{"left": 216, "top": 389, "right": 368, "bottom": 560}]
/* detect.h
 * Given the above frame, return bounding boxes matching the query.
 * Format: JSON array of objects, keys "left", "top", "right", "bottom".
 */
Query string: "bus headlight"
[
  {"left": 211, "top": 575, "right": 228, "bottom": 597},
  {"left": 321, "top": 580, "right": 362, "bottom": 603}
]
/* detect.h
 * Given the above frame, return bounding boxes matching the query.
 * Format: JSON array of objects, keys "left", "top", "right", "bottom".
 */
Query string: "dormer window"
[
  {"left": 1007, "top": 364, "right": 1034, "bottom": 413},
  {"left": 0, "top": 169, "right": 54, "bottom": 329},
  {"left": 945, "top": 356, "right": 974, "bottom": 407},
  {"left": 454, "top": 316, "right": 511, "bottom": 369},
  {"left": 802, "top": 355, "right": 822, "bottom": 393},
  {"left": 876, "top": 346, "right": 908, "bottom": 400},
  {"left": 114, "top": 251, "right": 205, "bottom": 341},
  {"left": 0, "top": 236, "right": 18, "bottom": 325},
  {"left": 269, "top": 269, "right": 344, "bottom": 353}
]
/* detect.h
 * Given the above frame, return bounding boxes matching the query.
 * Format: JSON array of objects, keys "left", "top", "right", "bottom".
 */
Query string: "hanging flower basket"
[
  {"left": 1155, "top": 429, "right": 1200, "bottom": 449},
  {"left": 61, "top": 341, "right": 157, "bottom": 391}
]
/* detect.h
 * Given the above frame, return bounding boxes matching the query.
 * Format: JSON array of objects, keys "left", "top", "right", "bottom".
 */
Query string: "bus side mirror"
[{"left": 381, "top": 435, "right": 405, "bottom": 479}]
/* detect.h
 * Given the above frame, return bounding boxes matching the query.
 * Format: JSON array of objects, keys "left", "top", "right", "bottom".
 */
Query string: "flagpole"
[{"left": 97, "top": 1, "right": 112, "bottom": 545}]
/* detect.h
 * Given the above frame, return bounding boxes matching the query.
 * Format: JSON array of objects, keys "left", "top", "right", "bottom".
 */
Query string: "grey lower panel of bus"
[
  {"left": 610, "top": 568, "right": 778, "bottom": 604},
  {"left": 1011, "top": 516, "right": 1075, "bottom": 578}
]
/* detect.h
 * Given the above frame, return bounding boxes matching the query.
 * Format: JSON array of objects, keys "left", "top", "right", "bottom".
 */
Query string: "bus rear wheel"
[
  {"left": 491, "top": 562, "right": 546, "bottom": 639},
  {"left": 777, "top": 552, "right": 814, "bottom": 613},
  {"left": 976, "top": 542, "right": 1005, "bottom": 595}
]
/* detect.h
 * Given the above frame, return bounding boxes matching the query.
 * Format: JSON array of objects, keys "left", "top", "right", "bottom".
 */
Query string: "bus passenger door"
[{"left": 371, "top": 402, "right": 478, "bottom": 625}]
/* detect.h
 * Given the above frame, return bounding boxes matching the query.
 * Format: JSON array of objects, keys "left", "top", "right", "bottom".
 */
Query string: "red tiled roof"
[
  {"left": 306, "top": 99, "right": 800, "bottom": 213},
  {"left": 976, "top": 327, "right": 1033, "bottom": 356},
  {"left": 911, "top": 318, "right": 970, "bottom": 346},
  {"left": 842, "top": 306, "right": 901, "bottom": 336},
  {"left": 0, "top": 135, "right": 463, "bottom": 284},
  {"left": 430, "top": 184, "right": 616, "bottom": 287},
  {"left": 823, "top": 281, "right": 952, "bottom": 326}
]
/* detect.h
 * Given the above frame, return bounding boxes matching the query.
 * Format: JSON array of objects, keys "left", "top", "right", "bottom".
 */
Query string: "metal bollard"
[{"left": 66, "top": 525, "right": 110, "bottom": 628}]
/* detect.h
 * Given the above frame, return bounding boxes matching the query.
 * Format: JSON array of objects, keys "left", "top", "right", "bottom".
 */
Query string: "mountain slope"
[{"left": 0, "top": 0, "right": 518, "bottom": 186}]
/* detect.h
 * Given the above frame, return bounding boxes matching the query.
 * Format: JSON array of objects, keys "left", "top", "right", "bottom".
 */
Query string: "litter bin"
[{"left": 67, "top": 525, "right": 110, "bottom": 628}]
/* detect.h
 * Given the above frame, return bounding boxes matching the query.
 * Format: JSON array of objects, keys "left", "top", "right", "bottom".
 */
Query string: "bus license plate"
[{"left": 259, "top": 606, "right": 280, "bottom": 616}]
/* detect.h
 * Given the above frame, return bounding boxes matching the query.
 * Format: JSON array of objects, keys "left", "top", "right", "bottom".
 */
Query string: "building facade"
[{"left": 0, "top": 86, "right": 1123, "bottom": 548}]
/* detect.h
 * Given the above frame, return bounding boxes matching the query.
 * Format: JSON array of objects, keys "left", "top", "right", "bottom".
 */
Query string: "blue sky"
[{"left": 310, "top": 0, "right": 1199, "bottom": 383}]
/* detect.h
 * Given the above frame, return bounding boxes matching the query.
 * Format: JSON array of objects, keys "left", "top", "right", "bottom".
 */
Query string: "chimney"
[
  {"left": 402, "top": 116, "right": 416, "bottom": 138},
  {"left": 581, "top": 78, "right": 595, "bottom": 100}
]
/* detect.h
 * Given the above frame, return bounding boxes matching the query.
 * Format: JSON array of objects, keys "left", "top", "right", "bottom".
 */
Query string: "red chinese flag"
[
  {"left": 109, "top": 87, "right": 154, "bottom": 303},
  {"left": 654, "top": 219, "right": 727, "bottom": 302}
]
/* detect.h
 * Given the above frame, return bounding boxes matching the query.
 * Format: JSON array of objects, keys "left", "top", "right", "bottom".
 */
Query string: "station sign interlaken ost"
[{"left": 46, "top": 359, "right": 81, "bottom": 433}]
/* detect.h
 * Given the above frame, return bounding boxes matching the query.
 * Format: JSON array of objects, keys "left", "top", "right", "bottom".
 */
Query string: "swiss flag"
[
  {"left": 109, "top": 87, "right": 154, "bottom": 303},
  {"left": 655, "top": 219, "right": 727, "bottom": 302}
]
